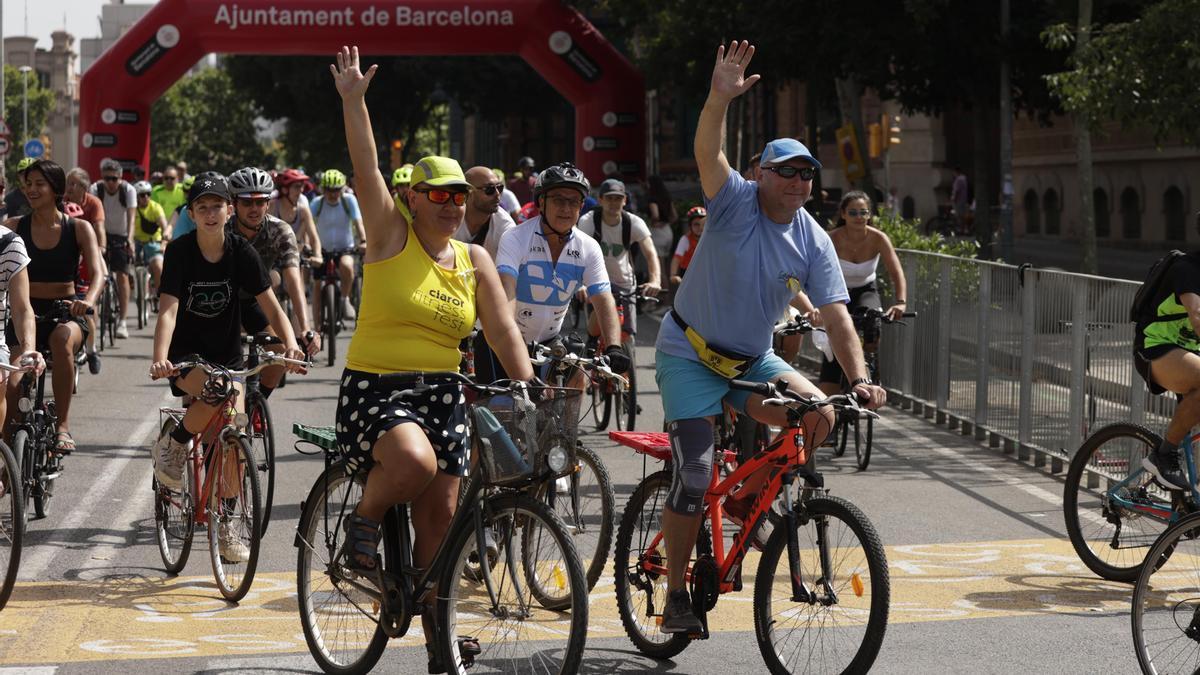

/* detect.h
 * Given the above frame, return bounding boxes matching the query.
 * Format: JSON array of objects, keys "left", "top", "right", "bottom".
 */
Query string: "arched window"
[
  {"left": 1093, "top": 187, "right": 1109, "bottom": 237},
  {"left": 1043, "top": 188, "right": 1060, "bottom": 235},
  {"left": 901, "top": 196, "right": 915, "bottom": 219},
  {"left": 1164, "top": 186, "right": 1186, "bottom": 241},
  {"left": 1121, "top": 187, "right": 1141, "bottom": 239},
  {"left": 1024, "top": 189, "right": 1040, "bottom": 234}
]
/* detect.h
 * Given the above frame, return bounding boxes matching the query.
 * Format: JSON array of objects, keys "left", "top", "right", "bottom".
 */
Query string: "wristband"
[{"left": 850, "top": 377, "right": 871, "bottom": 388}]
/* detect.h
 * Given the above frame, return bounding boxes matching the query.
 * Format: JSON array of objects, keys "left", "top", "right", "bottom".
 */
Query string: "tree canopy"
[
  {"left": 149, "top": 65, "right": 269, "bottom": 172},
  {"left": 3, "top": 65, "right": 56, "bottom": 176}
]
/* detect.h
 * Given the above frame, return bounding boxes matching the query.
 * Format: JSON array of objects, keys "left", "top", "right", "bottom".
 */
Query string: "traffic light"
[
  {"left": 390, "top": 139, "right": 403, "bottom": 170},
  {"left": 867, "top": 122, "right": 882, "bottom": 158},
  {"left": 886, "top": 115, "right": 901, "bottom": 149}
]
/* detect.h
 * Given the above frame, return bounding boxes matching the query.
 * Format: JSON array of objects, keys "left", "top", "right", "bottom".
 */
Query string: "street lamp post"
[{"left": 19, "top": 65, "right": 31, "bottom": 152}]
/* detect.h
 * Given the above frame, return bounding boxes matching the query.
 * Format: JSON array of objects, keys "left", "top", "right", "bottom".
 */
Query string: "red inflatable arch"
[{"left": 78, "top": 0, "right": 645, "bottom": 182}]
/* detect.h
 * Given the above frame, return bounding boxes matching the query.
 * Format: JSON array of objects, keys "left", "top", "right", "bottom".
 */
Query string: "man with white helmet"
[
  {"left": 133, "top": 180, "right": 169, "bottom": 294},
  {"left": 226, "top": 167, "right": 320, "bottom": 393}
]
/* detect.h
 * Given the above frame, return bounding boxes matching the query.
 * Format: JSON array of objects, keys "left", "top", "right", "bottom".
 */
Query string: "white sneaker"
[
  {"left": 219, "top": 520, "right": 251, "bottom": 563},
  {"left": 115, "top": 320, "right": 129, "bottom": 339},
  {"left": 341, "top": 297, "right": 357, "bottom": 320},
  {"left": 152, "top": 433, "right": 189, "bottom": 490}
]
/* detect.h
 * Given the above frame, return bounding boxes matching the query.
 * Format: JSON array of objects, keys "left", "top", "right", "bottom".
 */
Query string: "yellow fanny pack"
[{"left": 671, "top": 310, "right": 757, "bottom": 379}]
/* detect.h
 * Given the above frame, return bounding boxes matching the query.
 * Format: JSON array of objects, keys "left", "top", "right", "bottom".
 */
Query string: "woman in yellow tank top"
[{"left": 331, "top": 46, "right": 534, "bottom": 667}]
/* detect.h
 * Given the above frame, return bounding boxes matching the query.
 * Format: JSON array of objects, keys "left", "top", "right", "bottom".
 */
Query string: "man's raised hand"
[
  {"left": 330, "top": 45, "right": 377, "bottom": 100},
  {"left": 709, "top": 40, "right": 760, "bottom": 102}
]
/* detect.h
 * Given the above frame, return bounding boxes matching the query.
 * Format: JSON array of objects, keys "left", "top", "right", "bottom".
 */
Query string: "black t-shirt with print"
[{"left": 160, "top": 231, "right": 271, "bottom": 368}]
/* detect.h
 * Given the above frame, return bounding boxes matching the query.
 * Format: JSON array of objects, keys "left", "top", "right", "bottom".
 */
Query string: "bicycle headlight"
[
  {"left": 17, "top": 397, "right": 31, "bottom": 413},
  {"left": 234, "top": 412, "right": 250, "bottom": 429},
  {"left": 547, "top": 444, "right": 569, "bottom": 474}
]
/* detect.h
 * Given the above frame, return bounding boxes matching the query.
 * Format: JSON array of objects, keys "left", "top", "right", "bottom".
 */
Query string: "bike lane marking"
[{"left": 0, "top": 537, "right": 1137, "bottom": 666}]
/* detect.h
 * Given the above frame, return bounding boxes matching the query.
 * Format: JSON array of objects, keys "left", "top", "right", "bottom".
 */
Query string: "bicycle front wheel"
[
  {"left": 592, "top": 376, "right": 612, "bottom": 431},
  {"left": 296, "top": 462, "right": 388, "bottom": 675},
  {"left": 754, "top": 495, "right": 889, "bottom": 674},
  {"left": 154, "top": 433, "right": 195, "bottom": 575},
  {"left": 855, "top": 416, "right": 874, "bottom": 471},
  {"left": 13, "top": 430, "right": 32, "bottom": 533},
  {"left": 622, "top": 343, "right": 637, "bottom": 431},
  {"left": 206, "top": 436, "right": 262, "bottom": 602},
  {"left": 0, "top": 439, "right": 22, "bottom": 610},
  {"left": 135, "top": 267, "right": 147, "bottom": 330},
  {"left": 246, "top": 395, "right": 276, "bottom": 536},
  {"left": 324, "top": 284, "right": 338, "bottom": 368},
  {"left": 1132, "top": 510, "right": 1200, "bottom": 674},
  {"left": 530, "top": 443, "right": 614, "bottom": 600},
  {"left": 1063, "top": 423, "right": 1168, "bottom": 582},
  {"left": 437, "top": 494, "right": 588, "bottom": 675}
]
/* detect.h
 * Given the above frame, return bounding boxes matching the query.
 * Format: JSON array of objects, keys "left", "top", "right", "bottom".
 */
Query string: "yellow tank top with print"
[{"left": 346, "top": 226, "right": 476, "bottom": 373}]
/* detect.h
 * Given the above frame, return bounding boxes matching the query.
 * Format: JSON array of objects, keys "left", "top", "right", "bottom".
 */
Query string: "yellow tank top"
[{"left": 346, "top": 226, "right": 476, "bottom": 373}]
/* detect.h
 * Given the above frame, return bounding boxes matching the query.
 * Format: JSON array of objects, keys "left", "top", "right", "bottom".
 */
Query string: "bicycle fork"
[{"left": 784, "top": 480, "right": 837, "bottom": 606}]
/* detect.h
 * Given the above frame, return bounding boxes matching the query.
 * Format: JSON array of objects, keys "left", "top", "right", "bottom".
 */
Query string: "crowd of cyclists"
[{"left": 0, "top": 40, "right": 922, "bottom": 672}]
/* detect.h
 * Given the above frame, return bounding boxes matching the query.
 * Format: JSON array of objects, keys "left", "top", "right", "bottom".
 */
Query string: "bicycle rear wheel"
[
  {"left": 1132, "top": 510, "right": 1200, "bottom": 674},
  {"left": 529, "top": 443, "right": 614, "bottom": 602},
  {"left": 296, "top": 462, "right": 388, "bottom": 674},
  {"left": 1063, "top": 423, "right": 1168, "bottom": 582},
  {"left": 0, "top": 439, "right": 22, "bottom": 610},
  {"left": 206, "top": 436, "right": 262, "bottom": 602},
  {"left": 135, "top": 267, "right": 147, "bottom": 330},
  {"left": 437, "top": 493, "right": 588, "bottom": 675},
  {"left": 324, "top": 284, "right": 338, "bottom": 368},
  {"left": 246, "top": 394, "right": 276, "bottom": 536},
  {"left": 754, "top": 495, "right": 889, "bottom": 675},
  {"left": 613, "top": 470, "right": 690, "bottom": 658}
]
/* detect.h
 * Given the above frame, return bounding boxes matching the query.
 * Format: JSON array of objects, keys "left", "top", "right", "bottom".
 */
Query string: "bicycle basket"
[{"left": 473, "top": 388, "right": 581, "bottom": 486}]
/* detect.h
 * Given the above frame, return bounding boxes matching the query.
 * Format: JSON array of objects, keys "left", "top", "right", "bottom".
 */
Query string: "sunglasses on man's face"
[
  {"left": 766, "top": 166, "right": 817, "bottom": 181},
  {"left": 238, "top": 197, "right": 270, "bottom": 207},
  {"left": 473, "top": 183, "right": 504, "bottom": 196},
  {"left": 416, "top": 188, "right": 467, "bottom": 206}
]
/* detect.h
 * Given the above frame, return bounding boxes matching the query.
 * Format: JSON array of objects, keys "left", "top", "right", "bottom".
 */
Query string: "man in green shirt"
[{"left": 150, "top": 166, "right": 187, "bottom": 217}]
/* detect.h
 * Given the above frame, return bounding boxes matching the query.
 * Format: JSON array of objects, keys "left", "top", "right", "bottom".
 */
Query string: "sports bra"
[
  {"left": 839, "top": 254, "right": 879, "bottom": 289},
  {"left": 273, "top": 199, "right": 300, "bottom": 231},
  {"left": 18, "top": 212, "right": 80, "bottom": 284}
]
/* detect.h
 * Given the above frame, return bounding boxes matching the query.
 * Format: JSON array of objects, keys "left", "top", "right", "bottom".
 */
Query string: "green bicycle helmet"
[
  {"left": 16, "top": 157, "right": 37, "bottom": 173},
  {"left": 392, "top": 164, "right": 413, "bottom": 188},
  {"left": 321, "top": 169, "right": 347, "bottom": 190},
  {"left": 182, "top": 175, "right": 195, "bottom": 190}
]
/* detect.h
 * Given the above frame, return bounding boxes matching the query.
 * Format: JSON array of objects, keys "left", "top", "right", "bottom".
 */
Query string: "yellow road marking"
[{"left": 0, "top": 537, "right": 1134, "bottom": 665}]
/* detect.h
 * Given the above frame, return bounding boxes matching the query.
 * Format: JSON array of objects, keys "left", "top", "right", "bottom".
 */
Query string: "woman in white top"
[{"left": 814, "top": 190, "right": 907, "bottom": 395}]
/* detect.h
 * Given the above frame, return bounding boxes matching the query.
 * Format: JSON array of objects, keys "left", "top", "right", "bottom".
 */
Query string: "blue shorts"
[{"left": 656, "top": 349, "right": 795, "bottom": 423}]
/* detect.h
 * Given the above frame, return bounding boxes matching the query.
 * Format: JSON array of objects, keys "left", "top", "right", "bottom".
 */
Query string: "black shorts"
[
  {"left": 106, "top": 234, "right": 133, "bottom": 276},
  {"left": 1134, "top": 343, "right": 1189, "bottom": 397},
  {"left": 5, "top": 298, "right": 89, "bottom": 353},
  {"left": 818, "top": 283, "right": 882, "bottom": 384},
  {"left": 240, "top": 297, "right": 269, "bottom": 334},
  {"left": 335, "top": 369, "right": 470, "bottom": 477}
]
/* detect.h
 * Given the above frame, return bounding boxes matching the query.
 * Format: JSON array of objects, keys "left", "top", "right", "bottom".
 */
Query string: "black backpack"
[
  {"left": 1131, "top": 250, "right": 1190, "bottom": 324},
  {"left": 586, "top": 209, "right": 632, "bottom": 252},
  {"left": 90, "top": 180, "right": 132, "bottom": 208}
]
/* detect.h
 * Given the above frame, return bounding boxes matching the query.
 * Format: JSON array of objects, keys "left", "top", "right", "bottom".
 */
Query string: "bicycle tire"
[
  {"left": 592, "top": 375, "right": 612, "bottom": 431},
  {"left": 13, "top": 431, "right": 31, "bottom": 534},
  {"left": 246, "top": 395, "right": 276, "bottom": 536},
  {"left": 1131, "top": 509, "right": 1200, "bottom": 674},
  {"left": 0, "top": 439, "right": 22, "bottom": 610},
  {"left": 613, "top": 378, "right": 626, "bottom": 433},
  {"left": 296, "top": 462, "right": 388, "bottom": 675},
  {"left": 528, "top": 443, "right": 614, "bottom": 603},
  {"left": 754, "top": 495, "right": 889, "bottom": 675},
  {"left": 613, "top": 470, "right": 691, "bottom": 658},
  {"left": 207, "top": 435, "right": 262, "bottom": 602},
  {"left": 135, "top": 267, "right": 147, "bottom": 330},
  {"left": 154, "top": 450, "right": 195, "bottom": 575},
  {"left": 1063, "top": 422, "right": 1168, "bottom": 582},
  {"left": 833, "top": 415, "right": 849, "bottom": 458},
  {"left": 32, "top": 428, "right": 54, "bottom": 521},
  {"left": 855, "top": 416, "right": 874, "bottom": 471},
  {"left": 436, "top": 493, "right": 588, "bottom": 675},
  {"left": 621, "top": 343, "right": 637, "bottom": 431},
  {"left": 324, "top": 284, "right": 338, "bottom": 368}
]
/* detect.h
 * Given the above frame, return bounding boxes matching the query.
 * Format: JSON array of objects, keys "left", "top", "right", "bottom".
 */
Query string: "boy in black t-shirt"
[{"left": 148, "top": 175, "right": 304, "bottom": 560}]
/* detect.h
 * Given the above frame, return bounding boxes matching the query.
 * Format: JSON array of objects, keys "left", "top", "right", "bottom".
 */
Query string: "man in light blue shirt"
[
  {"left": 309, "top": 169, "right": 365, "bottom": 321},
  {"left": 654, "top": 40, "right": 887, "bottom": 635}
]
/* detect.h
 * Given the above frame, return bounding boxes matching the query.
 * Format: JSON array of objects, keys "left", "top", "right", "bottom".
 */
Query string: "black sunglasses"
[
  {"left": 473, "top": 183, "right": 504, "bottom": 196},
  {"left": 766, "top": 166, "right": 817, "bottom": 181}
]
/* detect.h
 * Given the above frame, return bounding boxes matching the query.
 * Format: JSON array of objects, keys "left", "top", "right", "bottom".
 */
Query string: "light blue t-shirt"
[
  {"left": 310, "top": 193, "right": 362, "bottom": 251},
  {"left": 657, "top": 171, "right": 848, "bottom": 361},
  {"left": 173, "top": 206, "right": 196, "bottom": 238}
]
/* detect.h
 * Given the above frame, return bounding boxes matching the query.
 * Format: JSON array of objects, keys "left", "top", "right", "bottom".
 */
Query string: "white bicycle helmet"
[
  {"left": 133, "top": 180, "right": 153, "bottom": 195},
  {"left": 228, "top": 166, "right": 275, "bottom": 198}
]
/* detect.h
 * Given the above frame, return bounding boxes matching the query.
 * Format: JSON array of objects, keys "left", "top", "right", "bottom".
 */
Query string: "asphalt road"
[{"left": 0, "top": 310, "right": 1144, "bottom": 674}]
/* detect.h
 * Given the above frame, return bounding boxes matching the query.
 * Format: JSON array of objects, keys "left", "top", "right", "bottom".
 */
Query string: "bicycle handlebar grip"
[{"left": 902, "top": 311, "right": 918, "bottom": 318}]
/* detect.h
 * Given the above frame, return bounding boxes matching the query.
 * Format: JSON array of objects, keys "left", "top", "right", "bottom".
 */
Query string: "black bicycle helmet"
[{"left": 533, "top": 162, "right": 590, "bottom": 202}]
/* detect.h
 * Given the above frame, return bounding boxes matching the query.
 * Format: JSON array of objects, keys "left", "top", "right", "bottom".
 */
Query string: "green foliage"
[
  {"left": 873, "top": 207, "right": 978, "bottom": 259},
  {"left": 3, "top": 65, "right": 56, "bottom": 177},
  {"left": 149, "top": 66, "right": 269, "bottom": 173},
  {"left": 1044, "top": 0, "right": 1200, "bottom": 145}
]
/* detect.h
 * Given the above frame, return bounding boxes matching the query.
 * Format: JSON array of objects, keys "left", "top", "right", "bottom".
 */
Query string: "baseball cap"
[
  {"left": 188, "top": 174, "right": 231, "bottom": 204},
  {"left": 759, "top": 138, "right": 822, "bottom": 170},
  {"left": 598, "top": 178, "right": 626, "bottom": 197},
  {"left": 410, "top": 156, "right": 471, "bottom": 189}
]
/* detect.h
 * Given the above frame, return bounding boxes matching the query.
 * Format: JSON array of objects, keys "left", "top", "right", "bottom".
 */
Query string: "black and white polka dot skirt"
[{"left": 335, "top": 369, "right": 471, "bottom": 477}]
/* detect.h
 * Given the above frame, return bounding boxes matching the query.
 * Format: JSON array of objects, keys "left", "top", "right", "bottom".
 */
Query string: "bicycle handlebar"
[
  {"left": 615, "top": 287, "right": 661, "bottom": 305},
  {"left": 382, "top": 371, "right": 537, "bottom": 407},
  {"left": 152, "top": 351, "right": 312, "bottom": 380},
  {"left": 852, "top": 306, "right": 918, "bottom": 325},
  {"left": 528, "top": 342, "right": 628, "bottom": 387},
  {"left": 727, "top": 379, "right": 880, "bottom": 420},
  {"left": 0, "top": 355, "right": 40, "bottom": 373}
]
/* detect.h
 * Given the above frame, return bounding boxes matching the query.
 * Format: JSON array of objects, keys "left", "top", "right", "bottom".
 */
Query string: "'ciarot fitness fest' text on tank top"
[{"left": 419, "top": 287, "right": 468, "bottom": 332}]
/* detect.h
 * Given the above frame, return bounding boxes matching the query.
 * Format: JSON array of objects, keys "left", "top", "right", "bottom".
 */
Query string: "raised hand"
[
  {"left": 330, "top": 45, "right": 378, "bottom": 100},
  {"left": 710, "top": 40, "right": 760, "bottom": 102}
]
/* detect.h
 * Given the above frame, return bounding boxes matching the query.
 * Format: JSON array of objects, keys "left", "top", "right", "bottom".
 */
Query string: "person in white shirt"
[
  {"left": 577, "top": 178, "right": 661, "bottom": 346},
  {"left": 89, "top": 158, "right": 137, "bottom": 338},
  {"left": 453, "top": 167, "right": 516, "bottom": 260}
]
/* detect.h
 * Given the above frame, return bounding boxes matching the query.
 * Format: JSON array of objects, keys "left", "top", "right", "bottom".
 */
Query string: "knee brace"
[{"left": 666, "top": 418, "right": 715, "bottom": 515}]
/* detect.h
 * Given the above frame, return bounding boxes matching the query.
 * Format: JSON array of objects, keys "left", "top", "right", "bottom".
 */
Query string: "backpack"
[
  {"left": 1131, "top": 250, "right": 1190, "bottom": 324},
  {"left": 90, "top": 180, "right": 132, "bottom": 208},
  {"left": 586, "top": 209, "right": 632, "bottom": 252},
  {"left": 313, "top": 195, "right": 352, "bottom": 219}
]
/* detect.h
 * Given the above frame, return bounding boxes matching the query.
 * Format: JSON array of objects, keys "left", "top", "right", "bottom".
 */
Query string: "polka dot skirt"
[{"left": 335, "top": 369, "right": 470, "bottom": 477}]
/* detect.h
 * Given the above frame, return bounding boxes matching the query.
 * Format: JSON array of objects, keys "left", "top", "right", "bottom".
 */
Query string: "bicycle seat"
[
  {"left": 609, "top": 431, "right": 736, "bottom": 463},
  {"left": 293, "top": 423, "right": 337, "bottom": 451}
]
